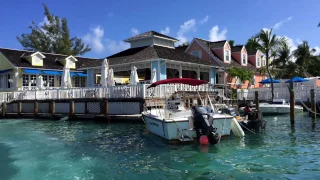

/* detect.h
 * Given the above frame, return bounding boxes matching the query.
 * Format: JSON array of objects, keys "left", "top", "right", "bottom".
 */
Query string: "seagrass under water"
[{"left": 0, "top": 114, "right": 319, "bottom": 180}]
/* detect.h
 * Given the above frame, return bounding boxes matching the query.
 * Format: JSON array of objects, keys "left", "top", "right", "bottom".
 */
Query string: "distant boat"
[{"left": 259, "top": 99, "right": 303, "bottom": 115}]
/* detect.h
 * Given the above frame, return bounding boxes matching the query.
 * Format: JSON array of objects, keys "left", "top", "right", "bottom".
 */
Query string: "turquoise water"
[{"left": 0, "top": 114, "right": 320, "bottom": 180}]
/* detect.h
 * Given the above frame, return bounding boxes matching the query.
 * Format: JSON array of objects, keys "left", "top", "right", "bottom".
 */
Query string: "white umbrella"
[
  {"left": 36, "top": 75, "right": 44, "bottom": 90},
  {"left": 130, "top": 66, "right": 139, "bottom": 85},
  {"left": 61, "top": 65, "right": 72, "bottom": 88},
  {"left": 150, "top": 68, "right": 157, "bottom": 83},
  {"left": 107, "top": 68, "right": 115, "bottom": 86},
  {"left": 100, "top": 59, "right": 108, "bottom": 86}
]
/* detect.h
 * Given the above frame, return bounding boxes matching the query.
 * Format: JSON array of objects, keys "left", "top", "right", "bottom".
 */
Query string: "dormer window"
[
  {"left": 257, "top": 57, "right": 261, "bottom": 67},
  {"left": 34, "top": 56, "right": 41, "bottom": 63},
  {"left": 242, "top": 54, "right": 247, "bottom": 64},
  {"left": 225, "top": 50, "right": 230, "bottom": 61},
  {"left": 263, "top": 59, "right": 266, "bottom": 66}
]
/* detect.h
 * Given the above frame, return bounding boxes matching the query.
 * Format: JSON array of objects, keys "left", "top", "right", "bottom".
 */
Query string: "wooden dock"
[{"left": 0, "top": 98, "right": 145, "bottom": 121}]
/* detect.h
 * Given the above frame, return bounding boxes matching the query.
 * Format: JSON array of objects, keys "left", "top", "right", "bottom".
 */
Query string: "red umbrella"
[{"left": 147, "top": 78, "right": 208, "bottom": 89}]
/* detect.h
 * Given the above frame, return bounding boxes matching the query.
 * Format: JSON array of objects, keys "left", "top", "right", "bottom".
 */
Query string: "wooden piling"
[
  {"left": 34, "top": 101, "right": 38, "bottom": 118},
  {"left": 311, "top": 89, "right": 316, "bottom": 125},
  {"left": 104, "top": 100, "right": 108, "bottom": 116},
  {"left": 2, "top": 102, "right": 7, "bottom": 118},
  {"left": 17, "top": 102, "right": 22, "bottom": 118},
  {"left": 254, "top": 91, "right": 259, "bottom": 111},
  {"left": 84, "top": 101, "right": 88, "bottom": 114},
  {"left": 69, "top": 100, "right": 75, "bottom": 117},
  {"left": 289, "top": 82, "right": 295, "bottom": 125},
  {"left": 50, "top": 101, "right": 55, "bottom": 119}
]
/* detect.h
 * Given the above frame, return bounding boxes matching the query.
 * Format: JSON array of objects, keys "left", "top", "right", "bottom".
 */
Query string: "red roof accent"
[{"left": 147, "top": 78, "right": 208, "bottom": 89}]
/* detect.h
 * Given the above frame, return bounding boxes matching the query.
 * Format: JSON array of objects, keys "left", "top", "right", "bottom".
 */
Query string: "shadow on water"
[{"left": 0, "top": 143, "right": 19, "bottom": 180}]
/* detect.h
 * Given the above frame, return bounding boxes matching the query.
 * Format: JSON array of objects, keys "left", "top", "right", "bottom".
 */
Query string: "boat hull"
[
  {"left": 142, "top": 114, "right": 196, "bottom": 140},
  {"left": 259, "top": 105, "right": 303, "bottom": 115},
  {"left": 142, "top": 113, "right": 234, "bottom": 142}
]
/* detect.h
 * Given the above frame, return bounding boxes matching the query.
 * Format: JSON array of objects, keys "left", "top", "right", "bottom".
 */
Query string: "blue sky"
[{"left": 0, "top": 0, "right": 319, "bottom": 58}]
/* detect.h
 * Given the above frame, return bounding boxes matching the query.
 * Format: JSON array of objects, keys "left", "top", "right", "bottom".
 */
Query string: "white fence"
[
  {"left": 237, "top": 85, "right": 320, "bottom": 101},
  {"left": 0, "top": 84, "right": 223, "bottom": 103}
]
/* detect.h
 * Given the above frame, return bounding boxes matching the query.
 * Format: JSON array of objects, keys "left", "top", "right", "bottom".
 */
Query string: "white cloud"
[
  {"left": 83, "top": 26, "right": 105, "bottom": 53},
  {"left": 273, "top": 16, "right": 293, "bottom": 29},
  {"left": 200, "top": 15, "right": 209, "bottom": 24},
  {"left": 39, "top": 16, "right": 49, "bottom": 26},
  {"left": 296, "top": 38, "right": 303, "bottom": 45},
  {"left": 209, "top": 25, "right": 227, "bottom": 41},
  {"left": 176, "top": 19, "right": 196, "bottom": 45},
  {"left": 160, "top": 27, "right": 170, "bottom": 35},
  {"left": 108, "top": 12, "right": 114, "bottom": 17},
  {"left": 131, "top": 28, "right": 140, "bottom": 36},
  {"left": 313, "top": 46, "right": 320, "bottom": 56},
  {"left": 105, "top": 40, "right": 130, "bottom": 54}
]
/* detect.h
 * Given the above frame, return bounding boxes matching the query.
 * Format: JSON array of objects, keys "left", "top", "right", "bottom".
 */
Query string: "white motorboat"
[
  {"left": 142, "top": 78, "right": 234, "bottom": 144},
  {"left": 258, "top": 99, "right": 303, "bottom": 115}
]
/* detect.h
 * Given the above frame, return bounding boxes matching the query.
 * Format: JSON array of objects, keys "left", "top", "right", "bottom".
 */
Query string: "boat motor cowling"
[{"left": 191, "top": 106, "right": 219, "bottom": 145}]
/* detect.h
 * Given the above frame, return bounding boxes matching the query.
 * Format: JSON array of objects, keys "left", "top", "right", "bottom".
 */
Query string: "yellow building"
[{"left": 0, "top": 48, "right": 101, "bottom": 92}]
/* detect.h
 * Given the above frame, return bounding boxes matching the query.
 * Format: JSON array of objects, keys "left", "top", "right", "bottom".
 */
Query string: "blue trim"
[
  {"left": 43, "top": 70, "right": 61, "bottom": 75},
  {"left": 210, "top": 67, "right": 215, "bottom": 84},
  {"left": 87, "top": 69, "right": 94, "bottom": 87},
  {"left": 70, "top": 72, "right": 78, "bottom": 76},
  {"left": 0, "top": 69, "right": 12, "bottom": 74},
  {"left": 159, "top": 60, "right": 166, "bottom": 80},
  {"left": 76, "top": 72, "right": 87, "bottom": 77},
  {"left": 23, "top": 69, "right": 44, "bottom": 74}
]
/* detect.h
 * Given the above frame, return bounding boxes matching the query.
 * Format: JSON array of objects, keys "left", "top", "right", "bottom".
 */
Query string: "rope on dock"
[
  {"left": 297, "top": 98, "right": 320, "bottom": 115},
  {"left": 238, "top": 122, "right": 256, "bottom": 134}
]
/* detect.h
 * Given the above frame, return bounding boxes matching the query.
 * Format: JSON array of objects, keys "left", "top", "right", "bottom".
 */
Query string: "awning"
[
  {"left": 23, "top": 69, "right": 44, "bottom": 74},
  {"left": 76, "top": 72, "right": 87, "bottom": 77},
  {"left": 0, "top": 69, "right": 12, "bottom": 74},
  {"left": 43, "top": 70, "right": 62, "bottom": 75},
  {"left": 70, "top": 72, "right": 78, "bottom": 76}
]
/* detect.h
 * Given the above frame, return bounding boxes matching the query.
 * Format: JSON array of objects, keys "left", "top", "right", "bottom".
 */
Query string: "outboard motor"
[{"left": 191, "top": 106, "right": 219, "bottom": 145}]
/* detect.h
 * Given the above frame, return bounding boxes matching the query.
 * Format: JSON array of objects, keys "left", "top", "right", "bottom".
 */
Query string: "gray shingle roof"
[
  {"left": 195, "top": 38, "right": 226, "bottom": 49},
  {"left": 0, "top": 48, "right": 102, "bottom": 70},
  {"left": 231, "top": 45, "right": 243, "bottom": 52},
  {"left": 106, "top": 45, "right": 212, "bottom": 66},
  {"left": 124, "top": 31, "right": 178, "bottom": 42}
]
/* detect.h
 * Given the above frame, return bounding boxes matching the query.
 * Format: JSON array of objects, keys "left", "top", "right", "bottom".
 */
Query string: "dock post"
[
  {"left": 2, "top": 102, "right": 7, "bottom": 118},
  {"left": 290, "top": 82, "right": 295, "bottom": 125},
  {"left": 34, "top": 101, "right": 38, "bottom": 119},
  {"left": 69, "top": 100, "right": 75, "bottom": 118},
  {"left": 50, "top": 101, "right": 55, "bottom": 119},
  {"left": 104, "top": 100, "right": 108, "bottom": 116},
  {"left": 17, "top": 102, "right": 22, "bottom": 118},
  {"left": 311, "top": 89, "right": 316, "bottom": 125},
  {"left": 84, "top": 101, "right": 88, "bottom": 114},
  {"left": 254, "top": 91, "right": 259, "bottom": 111}
]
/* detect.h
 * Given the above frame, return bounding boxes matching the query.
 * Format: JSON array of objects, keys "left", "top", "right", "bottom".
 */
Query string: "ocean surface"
[{"left": 0, "top": 114, "right": 319, "bottom": 180}]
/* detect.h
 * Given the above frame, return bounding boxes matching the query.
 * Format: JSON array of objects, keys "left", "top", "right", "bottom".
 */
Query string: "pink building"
[{"left": 184, "top": 38, "right": 267, "bottom": 89}]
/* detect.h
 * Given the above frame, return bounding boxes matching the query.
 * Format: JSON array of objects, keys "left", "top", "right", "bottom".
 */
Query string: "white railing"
[
  {"left": 0, "top": 84, "right": 220, "bottom": 102},
  {"left": 237, "top": 85, "right": 318, "bottom": 101}
]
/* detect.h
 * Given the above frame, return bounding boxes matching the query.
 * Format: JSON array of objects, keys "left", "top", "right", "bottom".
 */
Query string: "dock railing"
[
  {"left": 237, "top": 85, "right": 317, "bottom": 101},
  {"left": 0, "top": 83, "right": 222, "bottom": 103}
]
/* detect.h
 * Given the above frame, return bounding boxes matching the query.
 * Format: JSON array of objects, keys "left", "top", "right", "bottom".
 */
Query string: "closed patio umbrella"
[
  {"left": 130, "top": 66, "right": 139, "bottom": 85},
  {"left": 36, "top": 75, "right": 44, "bottom": 90},
  {"left": 61, "top": 65, "right": 72, "bottom": 88},
  {"left": 100, "top": 59, "right": 108, "bottom": 86},
  {"left": 107, "top": 68, "right": 115, "bottom": 86},
  {"left": 150, "top": 68, "right": 157, "bottom": 83}
]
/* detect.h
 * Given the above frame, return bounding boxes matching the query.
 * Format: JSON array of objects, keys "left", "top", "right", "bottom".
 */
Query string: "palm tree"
[
  {"left": 271, "top": 41, "right": 291, "bottom": 69},
  {"left": 293, "top": 41, "right": 317, "bottom": 75},
  {"left": 228, "top": 40, "right": 235, "bottom": 47},
  {"left": 247, "top": 29, "right": 285, "bottom": 100}
]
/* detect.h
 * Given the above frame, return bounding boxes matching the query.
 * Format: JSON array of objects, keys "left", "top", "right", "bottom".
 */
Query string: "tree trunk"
[{"left": 266, "top": 53, "right": 274, "bottom": 100}]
